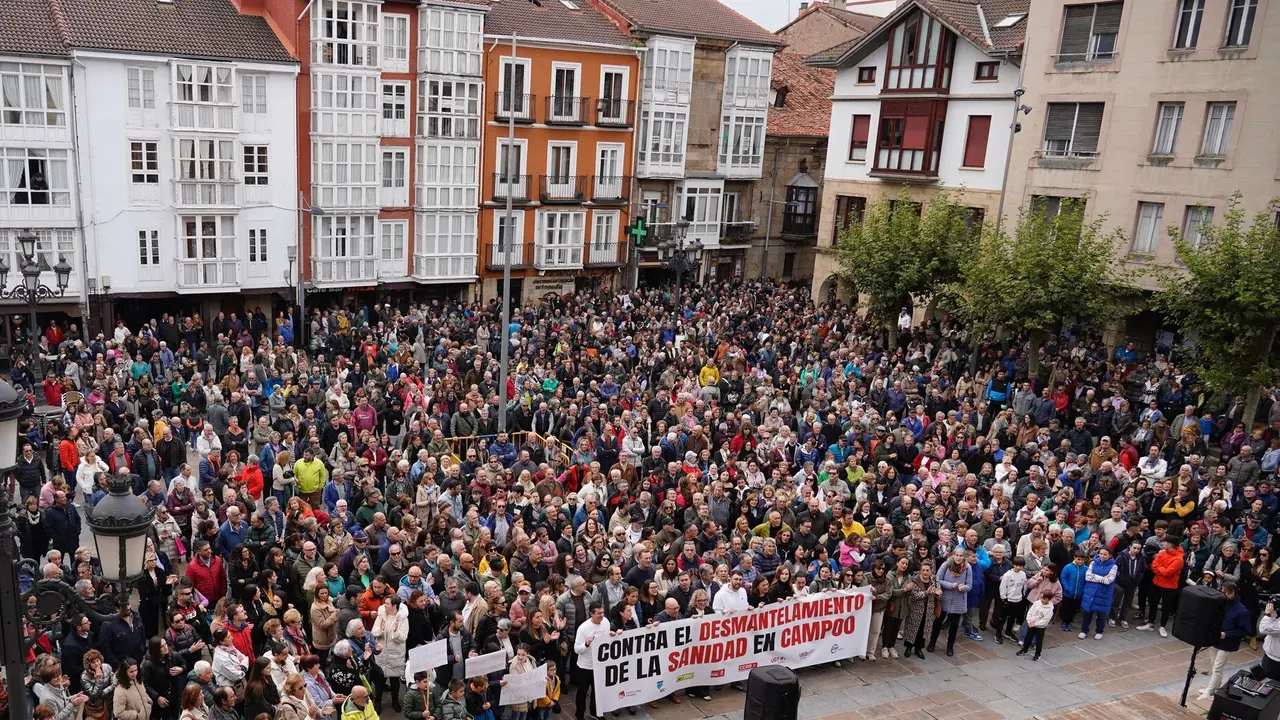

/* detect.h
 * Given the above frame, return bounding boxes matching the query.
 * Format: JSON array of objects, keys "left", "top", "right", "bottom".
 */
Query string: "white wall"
[
  {"left": 0, "top": 55, "right": 83, "bottom": 303},
  {"left": 824, "top": 37, "right": 1019, "bottom": 191},
  {"left": 73, "top": 51, "right": 298, "bottom": 295}
]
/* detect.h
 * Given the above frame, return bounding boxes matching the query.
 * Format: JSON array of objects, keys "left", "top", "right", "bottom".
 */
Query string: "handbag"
[{"left": 175, "top": 534, "right": 187, "bottom": 557}]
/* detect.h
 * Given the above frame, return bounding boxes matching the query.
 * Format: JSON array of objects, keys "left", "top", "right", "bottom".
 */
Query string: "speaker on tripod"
[
  {"left": 744, "top": 666, "right": 800, "bottom": 720},
  {"left": 1173, "top": 584, "right": 1228, "bottom": 707},
  {"left": 1174, "top": 585, "right": 1227, "bottom": 647}
]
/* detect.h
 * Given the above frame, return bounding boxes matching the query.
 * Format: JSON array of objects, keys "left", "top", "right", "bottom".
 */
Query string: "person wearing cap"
[
  {"left": 1234, "top": 511, "right": 1269, "bottom": 548},
  {"left": 338, "top": 530, "right": 370, "bottom": 579}
]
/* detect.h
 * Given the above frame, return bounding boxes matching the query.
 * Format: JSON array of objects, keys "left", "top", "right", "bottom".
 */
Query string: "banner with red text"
[{"left": 591, "top": 589, "right": 870, "bottom": 712}]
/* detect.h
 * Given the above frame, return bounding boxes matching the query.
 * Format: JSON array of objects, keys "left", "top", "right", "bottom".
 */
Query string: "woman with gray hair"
[
  {"left": 1204, "top": 542, "right": 1243, "bottom": 585},
  {"left": 324, "top": 639, "right": 364, "bottom": 699},
  {"left": 345, "top": 617, "right": 387, "bottom": 711}
]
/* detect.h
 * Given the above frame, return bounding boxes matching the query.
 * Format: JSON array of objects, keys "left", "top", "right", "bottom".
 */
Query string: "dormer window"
[{"left": 884, "top": 10, "right": 956, "bottom": 91}]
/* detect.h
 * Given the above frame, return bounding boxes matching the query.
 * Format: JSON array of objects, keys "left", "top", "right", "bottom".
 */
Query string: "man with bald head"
[{"left": 342, "top": 684, "right": 377, "bottom": 719}]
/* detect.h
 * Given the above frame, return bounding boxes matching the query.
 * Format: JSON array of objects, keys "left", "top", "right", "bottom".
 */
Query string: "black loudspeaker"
[
  {"left": 1173, "top": 584, "right": 1227, "bottom": 647},
  {"left": 744, "top": 665, "right": 800, "bottom": 720}
]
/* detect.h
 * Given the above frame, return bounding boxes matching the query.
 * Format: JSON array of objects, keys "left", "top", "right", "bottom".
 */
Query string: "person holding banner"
[
  {"left": 683, "top": 589, "right": 714, "bottom": 702},
  {"left": 645, "top": 599, "right": 685, "bottom": 708},
  {"left": 572, "top": 604, "right": 610, "bottom": 720},
  {"left": 503, "top": 645, "right": 539, "bottom": 720},
  {"left": 434, "top": 611, "right": 474, "bottom": 690},
  {"left": 867, "top": 559, "right": 891, "bottom": 661},
  {"left": 401, "top": 670, "right": 438, "bottom": 720}
]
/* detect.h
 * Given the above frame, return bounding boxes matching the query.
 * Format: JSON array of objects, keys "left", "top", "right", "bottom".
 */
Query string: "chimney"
[
  {"left": 829, "top": 0, "right": 846, "bottom": 9},
  {"left": 799, "top": 1, "right": 809, "bottom": 10}
]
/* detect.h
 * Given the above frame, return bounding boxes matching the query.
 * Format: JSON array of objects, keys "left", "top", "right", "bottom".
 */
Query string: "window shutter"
[
  {"left": 1058, "top": 5, "right": 1093, "bottom": 57},
  {"left": 903, "top": 115, "right": 928, "bottom": 150},
  {"left": 1044, "top": 103, "right": 1076, "bottom": 142},
  {"left": 1073, "top": 103, "right": 1104, "bottom": 153},
  {"left": 1093, "top": 3, "right": 1124, "bottom": 34},
  {"left": 852, "top": 115, "right": 870, "bottom": 144},
  {"left": 963, "top": 115, "right": 991, "bottom": 167}
]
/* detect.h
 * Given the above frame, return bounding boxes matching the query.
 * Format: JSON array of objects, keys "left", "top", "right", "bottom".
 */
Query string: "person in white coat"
[
  {"left": 76, "top": 449, "right": 109, "bottom": 504},
  {"left": 372, "top": 595, "right": 411, "bottom": 712},
  {"left": 211, "top": 627, "right": 250, "bottom": 691}
]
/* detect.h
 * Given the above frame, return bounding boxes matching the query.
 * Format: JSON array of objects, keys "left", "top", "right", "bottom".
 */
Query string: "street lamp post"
[
  {"left": 297, "top": 194, "right": 326, "bottom": 349},
  {"left": 0, "top": 229, "right": 72, "bottom": 382},
  {"left": 656, "top": 224, "right": 702, "bottom": 293},
  {"left": 0, "top": 378, "right": 153, "bottom": 718}
]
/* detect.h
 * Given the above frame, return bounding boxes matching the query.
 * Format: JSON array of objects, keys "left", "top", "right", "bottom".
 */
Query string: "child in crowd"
[
  {"left": 534, "top": 661, "right": 561, "bottom": 720},
  {"left": 1018, "top": 589, "right": 1056, "bottom": 661},
  {"left": 994, "top": 556, "right": 1027, "bottom": 644}
]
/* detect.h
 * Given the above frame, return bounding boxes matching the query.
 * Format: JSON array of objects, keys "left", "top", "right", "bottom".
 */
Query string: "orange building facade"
[
  {"left": 478, "top": 2, "right": 640, "bottom": 301},
  {"left": 248, "top": 0, "right": 490, "bottom": 302}
]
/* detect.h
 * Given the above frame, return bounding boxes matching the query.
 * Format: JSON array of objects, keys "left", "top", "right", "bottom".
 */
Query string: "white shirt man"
[
  {"left": 573, "top": 604, "right": 613, "bottom": 671},
  {"left": 712, "top": 571, "right": 750, "bottom": 613}
]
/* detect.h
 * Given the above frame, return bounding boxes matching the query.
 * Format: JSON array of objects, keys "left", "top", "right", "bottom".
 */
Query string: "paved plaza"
[{"left": 535, "top": 626, "right": 1253, "bottom": 720}]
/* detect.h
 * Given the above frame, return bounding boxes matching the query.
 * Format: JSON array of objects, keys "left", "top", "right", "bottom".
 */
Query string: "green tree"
[
  {"left": 961, "top": 198, "right": 1131, "bottom": 376},
  {"left": 1158, "top": 192, "right": 1280, "bottom": 425},
  {"left": 833, "top": 189, "right": 977, "bottom": 348}
]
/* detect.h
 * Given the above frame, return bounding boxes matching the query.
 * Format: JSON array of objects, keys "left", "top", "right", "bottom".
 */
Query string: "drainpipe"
[{"left": 68, "top": 55, "right": 93, "bottom": 328}]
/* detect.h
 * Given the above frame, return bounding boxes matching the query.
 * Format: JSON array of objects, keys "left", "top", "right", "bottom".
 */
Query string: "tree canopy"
[
  {"left": 833, "top": 190, "right": 977, "bottom": 345},
  {"left": 1157, "top": 192, "right": 1280, "bottom": 423},
  {"left": 960, "top": 198, "right": 1132, "bottom": 373}
]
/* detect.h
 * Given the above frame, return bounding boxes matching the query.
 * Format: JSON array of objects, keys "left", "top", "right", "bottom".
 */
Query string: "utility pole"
[{"left": 497, "top": 32, "right": 517, "bottom": 434}]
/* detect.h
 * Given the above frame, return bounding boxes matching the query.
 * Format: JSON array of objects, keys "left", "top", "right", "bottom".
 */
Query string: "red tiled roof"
[
  {"left": 822, "top": 5, "right": 885, "bottom": 33},
  {"left": 768, "top": 51, "right": 833, "bottom": 138},
  {"left": 806, "top": 0, "right": 1028, "bottom": 66},
  {"left": 486, "top": 0, "right": 633, "bottom": 47},
  {"left": 54, "top": 0, "right": 294, "bottom": 63},
  {"left": 595, "top": 0, "right": 783, "bottom": 46},
  {"left": 775, "top": 3, "right": 883, "bottom": 36},
  {"left": 922, "top": 0, "right": 1028, "bottom": 51},
  {"left": 0, "top": 0, "right": 68, "bottom": 57}
]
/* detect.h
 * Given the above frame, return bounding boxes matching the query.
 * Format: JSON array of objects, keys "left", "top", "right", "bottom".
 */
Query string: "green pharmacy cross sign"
[{"left": 628, "top": 218, "right": 648, "bottom": 247}]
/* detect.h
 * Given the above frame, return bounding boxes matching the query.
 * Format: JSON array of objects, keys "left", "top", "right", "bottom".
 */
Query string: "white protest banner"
[
  {"left": 500, "top": 664, "right": 548, "bottom": 706},
  {"left": 591, "top": 589, "right": 869, "bottom": 713},
  {"left": 466, "top": 649, "right": 509, "bottom": 678},
  {"left": 409, "top": 640, "right": 448, "bottom": 675}
]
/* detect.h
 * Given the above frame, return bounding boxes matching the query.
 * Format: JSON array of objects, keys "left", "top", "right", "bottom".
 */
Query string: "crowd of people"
[{"left": 8, "top": 279, "right": 1280, "bottom": 720}]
